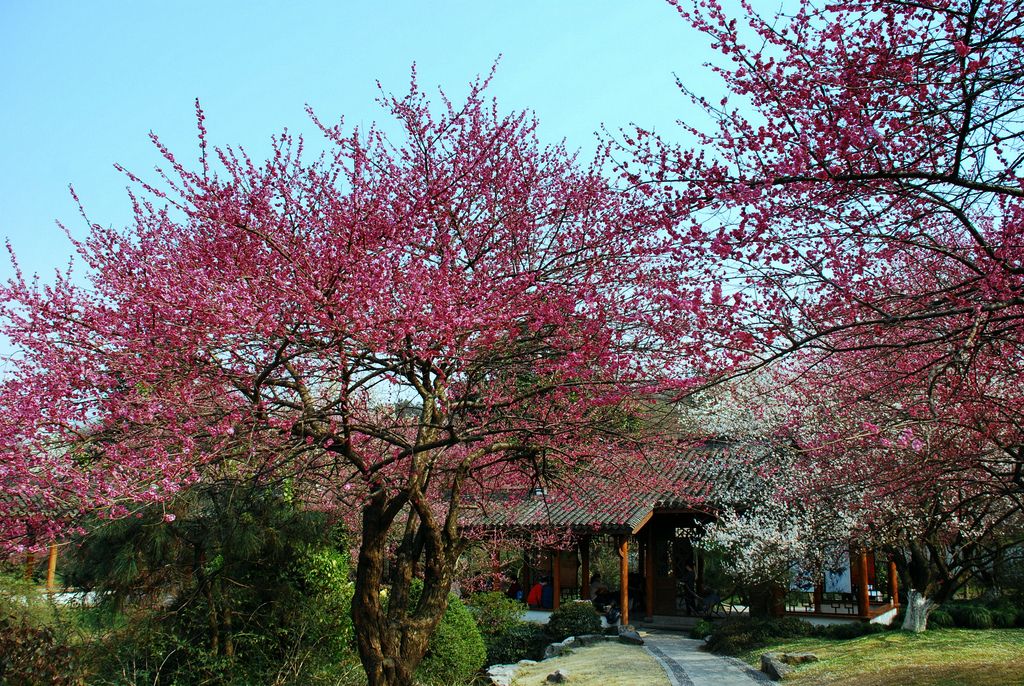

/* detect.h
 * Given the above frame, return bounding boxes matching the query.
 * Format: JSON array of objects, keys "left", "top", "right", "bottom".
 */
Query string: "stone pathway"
[{"left": 643, "top": 633, "right": 772, "bottom": 686}]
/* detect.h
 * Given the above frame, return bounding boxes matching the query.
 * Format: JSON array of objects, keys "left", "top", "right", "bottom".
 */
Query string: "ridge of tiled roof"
[{"left": 463, "top": 439, "right": 774, "bottom": 534}]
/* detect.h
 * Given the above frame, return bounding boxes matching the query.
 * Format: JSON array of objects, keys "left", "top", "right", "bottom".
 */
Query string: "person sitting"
[
  {"left": 526, "top": 579, "right": 544, "bottom": 608},
  {"left": 681, "top": 563, "right": 698, "bottom": 615},
  {"left": 505, "top": 575, "right": 523, "bottom": 601},
  {"left": 540, "top": 576, "right": 554, "bottom": 609},
  {"left": 699, "top": 588, "right": 723, "bottom": 617},
  {"left": 589, "top": 573, "right": 616, "bottom": 611}
]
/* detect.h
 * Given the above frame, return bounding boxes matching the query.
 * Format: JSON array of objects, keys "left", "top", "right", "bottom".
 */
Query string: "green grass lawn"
[{"left": 735, "top": 629, "right": 1024, "bottom": 686}]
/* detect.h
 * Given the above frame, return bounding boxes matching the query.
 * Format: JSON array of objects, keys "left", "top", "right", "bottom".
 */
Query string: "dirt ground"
[{"left": 510, "top": 642, "right": 669, "bottom": 686}]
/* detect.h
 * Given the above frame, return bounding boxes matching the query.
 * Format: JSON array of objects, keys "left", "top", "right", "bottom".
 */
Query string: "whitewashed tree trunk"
[{"left": 901, "top": 589, "right": 934, "bottom": 632}]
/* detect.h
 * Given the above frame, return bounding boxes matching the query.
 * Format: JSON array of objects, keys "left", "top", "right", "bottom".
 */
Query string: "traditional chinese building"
[{"left": 466, "top": 441, "right": 900, "bottom": 626}]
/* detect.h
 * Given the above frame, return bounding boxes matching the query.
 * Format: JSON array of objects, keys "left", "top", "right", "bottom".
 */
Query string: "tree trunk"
[
  {"left": 352, "top": 493, "right": 455, "bottom": 686},
  {"left": 901, "top": 589, "right": 934, "bottom": 632}
]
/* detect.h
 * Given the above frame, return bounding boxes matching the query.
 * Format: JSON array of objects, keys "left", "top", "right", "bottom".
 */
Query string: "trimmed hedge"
[
  {"left": 416, "top": 595, "right": 487, "bottom": 685},
  {"left": 704, "top": 616, "right": 893, "bottom": 654},
  {"left": 544, "top": 602, "right": 602, "bottom": 642},
  {"left": 400, "top": 581, "right": 485, "bottom": 685},
  {"left": 484, "top": 621, "right": 549, "bottom": 664},
  {"left": 813, "top": 621, "right": 886, "bottom": 640},
  {"left": 466, "top": 592, "right": 527, "bottom": 665},
  {"left": 704, "top": 617, "right": 813, "bottom": 655},
  {"left": 947, "top": 604, "right": 994, "bottom": 630},
  {"left": 690, "top": 619, "right": 714, "bottom": 640}
]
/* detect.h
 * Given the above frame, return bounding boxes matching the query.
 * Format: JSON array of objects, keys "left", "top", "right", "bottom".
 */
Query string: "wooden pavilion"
[{"left": 466, "top": 441, "right": 900, "bottom": 625}]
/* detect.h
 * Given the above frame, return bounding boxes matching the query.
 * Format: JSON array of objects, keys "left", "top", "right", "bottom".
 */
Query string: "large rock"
[
  {"left": 544, "top": 636, "right": 577, "bottom": 659},
  {"left": 781, "top": 652, "right": 819, "bottom": 665},
  {"left": 760, "top": 652, "right": 794, "bottom": 681},
  {"left": 617, "top": 629, "right": 644, "bottom": 646},
  {"left": 546, "top": 669, "right": 570, "bottom": 683},
  {"left": 485, "top": 660, "right": 539, "bottom": 686},
  {"left": 485, "top": 663, "right": 520, "bottom": 686},
  {"left": 574, "top": 633, "right": 607, "bottom": 647}
]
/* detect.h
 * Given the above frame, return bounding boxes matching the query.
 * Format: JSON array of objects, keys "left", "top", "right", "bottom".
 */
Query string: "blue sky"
[{"left": 1, "top": 1, "right": 732, "bottom": 283}]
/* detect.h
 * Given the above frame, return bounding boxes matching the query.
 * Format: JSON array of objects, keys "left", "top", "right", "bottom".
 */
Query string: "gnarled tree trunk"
[
  {"left": 901, "top": 589, "right": 934, "bottom": 632},
  {"left": 351, "top": 485, "right": 461, "bottom": 686}
]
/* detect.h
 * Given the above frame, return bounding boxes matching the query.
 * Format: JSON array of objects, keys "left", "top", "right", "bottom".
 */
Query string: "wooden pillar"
[
  {"left": 889, "top": 560, "right": 900, "bottom": 608},
  {"left": 618, "top": 535, "right": 630, "bottom": 626},
  {"left": 580, "top": 537, "right": 591, "bottom": 600},
  {"left": 552, "top": 550, "right": 561, "bottom": 610},
  {"left": 856, "top": 548, "right": 870, "bottom": 619},
  {"left": 813, "top": 579, "right": 824, "bottom": 614},
  {"left": 644, "top": 527, "right": 654, "bottom": 620},
  {"left": 46, "top": 544, "right": 58, "bottom": 593}
]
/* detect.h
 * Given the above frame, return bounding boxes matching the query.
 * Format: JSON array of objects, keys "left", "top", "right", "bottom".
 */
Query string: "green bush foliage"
[
  {"left": 466, "top": 592, "right": 527, "bottom": 665},
  {"left": 947, "top": 604, "right": 994, "bottom": 629},
  {"left": 0, "top": 611, "right": 79, "bottom": 686},
  {"left": 690, "top": 618, "right": 714, "bottom": 640},
  {"left": 990, "top": 608, "right": 1016, "bottom": 628},
  {"left": 415, "top": 595, "right": 487, "bottom": 685},
  {"left": 0, "top": 570, "right": 81, "bottom": 685},
  {"left": 812, "top": 621, "right": 887, "bottom": 640},
  {"left": 67, "top": 481, "right": 361, "bottom": 685},
  {"left": 544, "top": 601, "right": 602, "bottom": 642},
  {"left": 980, "top": 597, "right": 1020, "bottom": 629},
  {"left": 295, "top": 546, "right": 356, "bottom": 655},
  {"left": 928, "top": 609, "right": 954, "bottom": 628},
  {"left": 482, "top": 620, "right": 549, "bottom": 665},
  {"left": 703, "top": 617, "right": 813, "bottom": 654}
]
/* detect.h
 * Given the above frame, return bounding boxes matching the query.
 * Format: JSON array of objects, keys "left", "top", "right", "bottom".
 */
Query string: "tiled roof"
[{"left": 464, "top": 440, "right": 771, "bottom": 535}]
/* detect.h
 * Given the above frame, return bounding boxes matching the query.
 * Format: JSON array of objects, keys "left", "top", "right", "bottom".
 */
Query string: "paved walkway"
[{"left": 643, "top": 633, "right": 771, "bottom": 686}]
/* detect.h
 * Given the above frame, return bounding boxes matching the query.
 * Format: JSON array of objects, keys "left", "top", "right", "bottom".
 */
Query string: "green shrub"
[
  {"left": 928, "top": 609, "right": 954, "bottom": 628},
  {"left": 704, "top": 617, "right": 813, "bottom": 654},
  {"left": 85, "top": 611, "right": 198, "bottom": 686},
  {"left": 0, "top": 611, "right": 80, "bottom": 686},
  {"left": 68, "top": 483, "right": 361, "bottom": 686},
  {"left": 812, "top": 621, "right": 886, "bottom": 640},
  {"left": 484, "top": 621, "right": 549, "bottom": 664},
  {"left": 985, "top": 597, "right": 1018, "bottom": 613},
  {"left": 415, "top": 595, "right": 487, "bottom": 685},
  {"left": 764, "top": 617, "right": 815, "bottom": 638},
  {"left": 707, "top": 631, "right": 754, "bottom": 655},
  {"left": 690, "top": 619, "right": 714, "bottom": 640},
  {"left": 466, "top": 592, "right": 527, "bottom": 665},
  {"left": 544, "top": 601, "right": 602, "bottom": 642},
  {"left": 0, "top": 571, "right": 81, "bottom": 685},
  {"left": 982, "top": 597, "right": 1021, "bottom": 629},
  {"left": 947, "top": 604, "right": 994, "bottom": 629},
  {"left": 295, "top": 546, "right": 356, "bottom": 655},
  {"left": 990, "top": 608, "right": 1016, "bottom": 628}
]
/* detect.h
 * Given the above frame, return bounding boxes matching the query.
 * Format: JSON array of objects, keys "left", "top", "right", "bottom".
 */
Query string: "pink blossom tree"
[
  {"left": 0, "top": 75, "right": 707, "bottom": 685},
  {"left": 629, "top": 0, "right": 1024, "bottom": 630}
]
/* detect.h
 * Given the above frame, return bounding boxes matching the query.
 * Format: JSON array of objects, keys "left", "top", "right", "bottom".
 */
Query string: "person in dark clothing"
[
  {"left": 505, "top": 574, "right": 523, "bottom": 601},
  {"left": 681, "top": 562, "right": 698, "bottom": 615},
  {"left": 540, "top": 576, "right": 554, "bottom": 609},
  {"left": 590, "top": 572, "right": 617, "bottom": 611}
]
